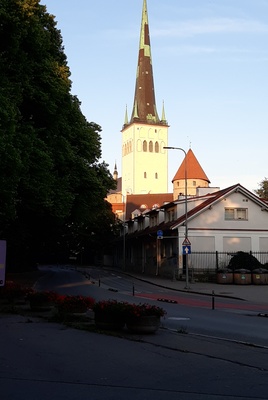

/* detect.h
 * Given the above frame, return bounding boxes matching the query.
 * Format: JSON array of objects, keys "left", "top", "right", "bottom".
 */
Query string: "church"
[
  {"left": 107, "top": 0, "right": 211, "bottom": 221},
  {"left": 106, "top": 0, "right": 268, "bottom": 277}
]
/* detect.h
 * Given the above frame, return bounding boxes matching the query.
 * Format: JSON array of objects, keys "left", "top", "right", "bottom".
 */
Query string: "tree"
[
  {"left": 254, "top": 178, "right": 268, "bottom": 200},
  {"left": 0, "top": 0, "right": 117, "bottom": 269}
]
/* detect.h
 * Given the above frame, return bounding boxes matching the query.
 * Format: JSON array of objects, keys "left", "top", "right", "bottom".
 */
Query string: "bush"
[
  {"left": 56, "top": 295, "right": 95, "bottom": 313},
  {"left": 93, "top": 300, "right": 128, "bottom": 316},
  {"left": 228, "top": 252, "right": 261, "bottom": 272},
  {"left": 26, "top": 290, "right": 59, "bottom": 305},
  {"left": 0, "top": 281, "right": 29, "bottom": 302}
]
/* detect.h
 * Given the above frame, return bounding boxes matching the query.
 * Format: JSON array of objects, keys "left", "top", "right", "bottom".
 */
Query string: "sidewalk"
[
  {"left": 119, "top": 270, "right": 268, "bottom": 305},
  {"left": 68, "top": 265, "right": 268, "bottom": 305}
]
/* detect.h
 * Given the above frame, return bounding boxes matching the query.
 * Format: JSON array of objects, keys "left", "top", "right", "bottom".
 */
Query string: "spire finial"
[
  {"left": 113, "top": 161, "right": 118, "bottom": 181},
  {"left": 124, "top": 105, "right": 129, "bottom": 125},
  {"left": 161, "top": 100, "right": 167, "bottom": 123}
]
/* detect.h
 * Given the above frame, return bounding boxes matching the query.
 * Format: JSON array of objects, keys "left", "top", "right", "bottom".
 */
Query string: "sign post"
[
  {"left": 0, "top": 240, "right": 7, "bottom": 286},
  {"left": 156, "top": 230, "right": 163, "bottom": 275}
]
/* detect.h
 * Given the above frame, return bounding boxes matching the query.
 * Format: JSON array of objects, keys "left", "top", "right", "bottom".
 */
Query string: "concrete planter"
[
  {"left": 126, "top": 315, "right": 160, "bottom": 334},
  {"left": 94, "top": 311, "right": 125, "bottom": 330}
]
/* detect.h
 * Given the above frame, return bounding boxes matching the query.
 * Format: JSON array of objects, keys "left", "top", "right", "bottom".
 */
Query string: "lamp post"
[
  {"left": 163, "top": 146, "right": 189, "bottom": 289},
  {"left": 122, "top": 193, "right": 126, "bottom": 271}
]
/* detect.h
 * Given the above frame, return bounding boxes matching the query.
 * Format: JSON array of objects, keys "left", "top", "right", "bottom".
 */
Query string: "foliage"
[
  {"left": 228, "top": 251, "right": 261, "bottom": 272},
  {"left": 56, "top": 295, "right": 95, "bottom": 313},
  {"left": 0, "top": 0, "right": 117, "bottom": 269},
  {"left": 0, "top": 281, "right": 28, "bottom": 301},
  {"left": 93, "top": 300, "right": 129, "bottom": 316},
  {"left": 254, "top": 177, "right": 268, "bottom": 200},
  {"left": 93, "top": 300, "right": 166, "bottom": 319},
  {"left": 125, "top": 303, "right": 166, "bottom": 318},
  {"left": 26, "top": 290, "right": 59, "bottom": 304}
]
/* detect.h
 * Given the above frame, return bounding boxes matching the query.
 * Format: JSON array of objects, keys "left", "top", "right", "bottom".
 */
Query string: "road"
[
  {"left": 34, "top": 265, "right": 268, "bottom": 348},
  {"left": 2, "top": 265, "right": 268, "bottom": 400}
]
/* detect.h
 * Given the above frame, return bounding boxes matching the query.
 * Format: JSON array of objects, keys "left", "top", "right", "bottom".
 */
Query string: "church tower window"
[{"left": 143, "top": 140, "right": 147, "bottom": 152}]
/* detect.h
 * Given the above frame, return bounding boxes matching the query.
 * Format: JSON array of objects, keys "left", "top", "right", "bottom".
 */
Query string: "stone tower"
[{"left": 172, "top": 149, "right": 210, "bottom": 200}]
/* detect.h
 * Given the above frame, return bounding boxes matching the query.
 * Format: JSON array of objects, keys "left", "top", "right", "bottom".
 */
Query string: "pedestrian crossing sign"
[{"left": 182, "top": 237, "right": 191, "bottom": 246}]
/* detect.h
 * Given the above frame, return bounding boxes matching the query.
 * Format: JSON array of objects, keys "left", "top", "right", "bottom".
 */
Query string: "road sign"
[
  {"left": 182, "top": 245, "right": 191, "bottom": 255},
  {"left": 182, "top": 237, "right": 191, "bottom": 246},
  {"left": 157, "top": 230, "right": 163, "bottom": 239}
]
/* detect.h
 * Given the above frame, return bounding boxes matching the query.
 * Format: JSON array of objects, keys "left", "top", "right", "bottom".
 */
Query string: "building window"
[
  {"left": 155, "top": 141, "right": 159, "bottom": 153},
  {"left": 149, "top": 141, "right": 153, "bottom": 152},
  {"left": 167, "top": 208, "right": 176, "bottom": 221},
  {"left": 143, "top": 140, "right": 147, "bottom": 152},
  {"left": 155, "top": 172, "right": 158, "bottom": 179},
  {"left": 144, "top": 172, "right": 147, "bottom": 179},
  {"left": 225, "top": 208, "right": 248, "bottom": 220},
  {"left": 193, "top": 181, "right": 196, "bottom": 186},
  {"left": 177, "top": 182, "right": 180, "bottom": 187}
]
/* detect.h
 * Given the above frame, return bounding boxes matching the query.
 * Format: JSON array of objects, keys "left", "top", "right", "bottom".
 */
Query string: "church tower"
[{"left": 121, "top": 0, "right": 169, "bottom": 195}]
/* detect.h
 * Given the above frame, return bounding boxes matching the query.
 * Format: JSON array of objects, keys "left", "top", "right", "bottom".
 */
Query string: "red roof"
[
  {"left": 172, "top": 149, "right": 210, "bottom": 183},
  {"left": 125, "top": 193, "right": 173, "bottom": 220}
]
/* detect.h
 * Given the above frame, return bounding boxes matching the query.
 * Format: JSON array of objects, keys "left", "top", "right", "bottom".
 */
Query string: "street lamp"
[{"left": 163, "top": 146, "right": 190, "bottom": 289}]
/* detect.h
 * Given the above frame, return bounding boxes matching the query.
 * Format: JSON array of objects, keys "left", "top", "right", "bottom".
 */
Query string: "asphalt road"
[
  {"left": 1, "top": 313, "right": 268, "bottom": 400},
  {"left": 34, "top": 265, "right": 268, "bottom": 347},
  {"left": 2, "top": 265, "right": 268, "bottom": 399}
]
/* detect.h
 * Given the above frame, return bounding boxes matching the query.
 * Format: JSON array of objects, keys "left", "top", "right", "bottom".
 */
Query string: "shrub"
[
  {"left": 228, "top": 251, "right": 261, "bottom": 272},
  {"left": 125, "top": 303, "right": 166, "bottom": 318},
  {"left": 56, "top": 295, "right": 95, "bottom": 313},
  {"left": 26, "top": 290, "right": 59, "bottom": 304},
  {"left": 92, "top": 300, "right": 128, "bottom": 316},
  {"left": 0, "top": 281, "right": 29, "bottom": 302}
]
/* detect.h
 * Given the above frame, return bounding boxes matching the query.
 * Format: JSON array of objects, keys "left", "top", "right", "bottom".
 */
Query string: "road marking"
[{"left": 168, "top": 317, "right": 190, "bottom": 321}]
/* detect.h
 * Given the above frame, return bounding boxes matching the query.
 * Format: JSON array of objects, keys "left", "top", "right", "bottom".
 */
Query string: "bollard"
[
  {"left": 212, "top": 290, "right": 215, "bottom": 310},
  {"left": 99, "top": 276, "right": 101, "bottom": 287},
  {"left": 132, "top": 284, "right": 135, "bottom": 296}
]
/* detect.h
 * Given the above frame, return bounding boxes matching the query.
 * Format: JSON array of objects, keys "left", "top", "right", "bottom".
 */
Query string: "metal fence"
[{"left": 188, "top": 251, "right": 268, "bottom": 273}]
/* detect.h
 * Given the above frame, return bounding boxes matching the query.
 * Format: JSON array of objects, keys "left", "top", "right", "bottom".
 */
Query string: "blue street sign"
[
  {"left": 182, "top": 245, "right": 191, "bottom": 255},
  {"left": 157, "top": 230, "right": 163, "bottom": 237}
]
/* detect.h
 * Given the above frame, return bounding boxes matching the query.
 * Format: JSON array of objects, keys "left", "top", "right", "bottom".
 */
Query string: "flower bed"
[
  {"left": 26, "top": 290, "right": 59, "bottom": 311},
  {"left": 93, "top": 300, "right": 128, "bottom": 330},
  {"left": 92, "top": 300, "right": 166, "bottom": 333},
  {"left": 125, "top": 303, "right": 166, "bottom": 318},
  {"left": 0, "top": 281, "right": 29, "bottom": 303},
  {"left": 124, "top": 303, "right": 166, "bottom": 334},
  {"left": 56, "top": 295, "right": 95, "bottom": 314}
]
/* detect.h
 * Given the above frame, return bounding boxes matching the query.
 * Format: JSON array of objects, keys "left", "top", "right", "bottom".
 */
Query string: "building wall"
[
  {"left": 186, "top": 193, "right": 268, "bottom": 231},
  {"left": 173, "top": 178, "right": 209, "bottom": 200},
  {"left": 122, "top": 122, "right": 168, "bottom": 195}
]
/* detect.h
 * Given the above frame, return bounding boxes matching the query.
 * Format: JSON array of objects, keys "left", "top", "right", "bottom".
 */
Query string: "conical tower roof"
[
  {"left": 129, "top": 0, "right": 165, "bottom": 125},
  {"left": 172, "top": 149, "right": 210, "bottom": 183}
]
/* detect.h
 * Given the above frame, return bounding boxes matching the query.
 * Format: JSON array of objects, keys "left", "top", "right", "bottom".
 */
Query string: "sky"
[{"left": 40, "top": 0, "right": 268, "bottom": 194}]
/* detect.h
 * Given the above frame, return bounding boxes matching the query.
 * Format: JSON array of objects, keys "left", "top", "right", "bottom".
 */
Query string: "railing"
[{"left": 189, "top": 251, "right": 268, "bottom": 273}]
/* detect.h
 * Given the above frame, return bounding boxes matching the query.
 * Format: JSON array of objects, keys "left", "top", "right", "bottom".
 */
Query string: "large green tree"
[
  {"left": 254, "top": 178, "right": 268, "bottom": 200},
  {"left": 0, "top": 0, "right": 116, "bottom": 269}
]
